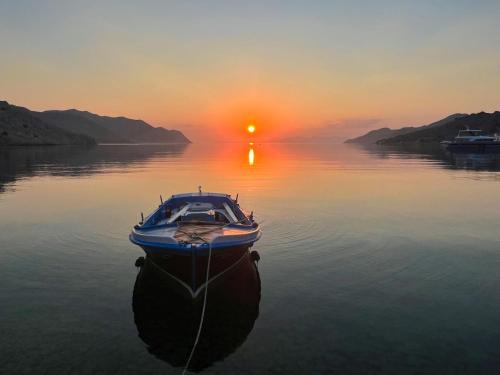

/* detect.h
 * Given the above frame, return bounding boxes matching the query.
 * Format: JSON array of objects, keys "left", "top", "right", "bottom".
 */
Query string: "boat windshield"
[{"left": 457, "top": 130, "right": 483, "bottom": 137}]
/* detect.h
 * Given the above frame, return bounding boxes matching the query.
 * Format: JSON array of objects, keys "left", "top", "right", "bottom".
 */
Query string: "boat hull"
[
  {"left": 447, "top": 142, "right": 500, "bottom": 152},
  {"left": 132, "top": 248, "right": 261, "bottom": 372},
  {"left": 137, "top": 245, "right": 253, "bottom": 300},
  {"left": 129, "top": 227, "right": 261, "bottom": 251}
]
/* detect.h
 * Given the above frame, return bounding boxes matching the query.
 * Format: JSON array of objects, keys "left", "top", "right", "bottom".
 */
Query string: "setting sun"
[{"left": 247, "top": 124, "right": 256, "bottom": 134}]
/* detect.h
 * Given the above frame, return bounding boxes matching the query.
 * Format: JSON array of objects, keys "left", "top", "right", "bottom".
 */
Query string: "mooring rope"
[
  {"left": 174, "top": 218, "right": 252, "bottom": 374},
  {"left": 181, "top": 228, "right": 216, "bottom": 375}
]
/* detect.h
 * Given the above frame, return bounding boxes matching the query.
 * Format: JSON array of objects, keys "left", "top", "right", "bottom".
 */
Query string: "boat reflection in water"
[
  {"left": 449, "top": 151, "right": 500, "bottom": 170},
  {"left": 132, "top": 247, "right": 261, "bottom": 372},
  {"left": 355, "top": 143, "right": 500, "bottom": 171}
]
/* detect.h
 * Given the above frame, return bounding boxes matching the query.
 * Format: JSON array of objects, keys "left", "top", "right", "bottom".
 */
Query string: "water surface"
[{"left": 1, "top": 143, "right": 500, "bottom": 374}]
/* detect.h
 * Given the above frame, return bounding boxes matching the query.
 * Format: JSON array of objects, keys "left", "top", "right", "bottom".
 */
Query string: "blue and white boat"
[
  {"left": 442, "top": 129, "right": 500, "bottom": 151},
  {"left": 130, "top": 191, "right": 261, "bottom": 251},
  {"left": 129, "top": 191, "right": 261, "bottom": 297}
]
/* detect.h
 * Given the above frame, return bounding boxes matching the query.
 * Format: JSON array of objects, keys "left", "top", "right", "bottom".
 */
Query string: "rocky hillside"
[
  {"left": 36, "top": 109, "right": 191, "bottom": 144},
  {"left": 344, "top": 127, "right": 415, "bottom": 144},
  {"left": 0, "top": 101, "right": 95, "bottom": 146},
  {"left": 0, "top": 100, "right": 191, "bottom": 146},
  {"left": 377, "top": 112, "right": 500, "bottom": 145},
  {"left": 345, "top": 114, "right": 466, "bottom": 144}
]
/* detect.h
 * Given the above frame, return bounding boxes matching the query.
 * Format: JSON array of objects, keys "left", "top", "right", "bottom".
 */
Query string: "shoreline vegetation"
[
  {"left": 0, "top": 101, "right": 191, "bottom": 146},
  {"left": 345, "top": 111, "right": 500, "bottom": 145}
]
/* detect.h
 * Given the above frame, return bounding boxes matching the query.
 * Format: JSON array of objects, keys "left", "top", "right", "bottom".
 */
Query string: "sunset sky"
[{"left": 1, "top": 1, "right": 500, "bottom": 141}]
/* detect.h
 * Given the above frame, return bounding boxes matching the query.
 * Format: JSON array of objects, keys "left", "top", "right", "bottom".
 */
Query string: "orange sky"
[{"left": 2, "top": 2, "right": 500, "bottom": 142}]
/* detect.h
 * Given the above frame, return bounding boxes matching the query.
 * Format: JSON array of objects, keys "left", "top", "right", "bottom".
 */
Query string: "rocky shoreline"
[{"left": 0, "top": 100, "right": 191, "bottom": 146}]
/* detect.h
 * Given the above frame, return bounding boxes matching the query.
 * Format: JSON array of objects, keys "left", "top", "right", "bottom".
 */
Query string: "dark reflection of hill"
[
  {"left": 132, "top": 251, "right": 261, "bottom": 373},
  {"left": 353, "top": 143, "right": 500, "bottom": 171},
  {"left": 0, "top": 144, "right": 188, "bottom": 192}
]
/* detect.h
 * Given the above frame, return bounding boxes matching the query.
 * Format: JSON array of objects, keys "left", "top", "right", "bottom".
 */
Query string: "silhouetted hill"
[
  {"left": 36, "top": 109, "right": 191, "bottom": 144},
  {"left": 0, "top": 101, "right": 95, "bottom": 146},
  {"left": 345, "top": 127, "right": 414, "bottom": 144},
  {"left": 378, "top": 112, "right": 500, "bottom": 144},
  {"left": 345, "top": 114, "right": 466, "bottom": 144},
  {"left": 37, "top": 110, "right": 127, "bottom": 143}
]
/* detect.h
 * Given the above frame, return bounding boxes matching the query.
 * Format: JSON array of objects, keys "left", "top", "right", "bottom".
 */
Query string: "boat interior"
[{"left": 141, "top": 194, "right": 252, "bottom": 229}]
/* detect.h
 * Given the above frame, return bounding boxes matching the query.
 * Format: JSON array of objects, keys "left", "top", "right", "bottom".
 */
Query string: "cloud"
[{"left": 275, "top": 117, "right": 383, "bottom": 142}]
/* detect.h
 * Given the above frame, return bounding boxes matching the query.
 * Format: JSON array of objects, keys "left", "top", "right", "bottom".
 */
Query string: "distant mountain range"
[
  {"left": 0, "top": 101, "right": 95, "bottom": 146},
  {"left": 376, "top": 112, "right": 500, "bottom": 145},
  {"left": 345, "top": 113, "right": 467, "bottom": 144},
  {"left": 0, "top": 100, "right": 190, "bottom": 146}
]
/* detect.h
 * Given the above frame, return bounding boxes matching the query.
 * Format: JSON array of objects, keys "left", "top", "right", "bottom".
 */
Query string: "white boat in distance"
[{"left": 442, "top": 129, "right": 500, "bottom": 150}]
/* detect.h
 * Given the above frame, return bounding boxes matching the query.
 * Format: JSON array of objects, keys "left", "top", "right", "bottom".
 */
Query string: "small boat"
[
  {"left": 443, "top": 129, "right": 500, "bottom": 151},
  {"left": 130, "top": 191, "right": 261, "bottom": 251},
  {"left": 129, "top": 191, "right": 261, "bottom": 297}
]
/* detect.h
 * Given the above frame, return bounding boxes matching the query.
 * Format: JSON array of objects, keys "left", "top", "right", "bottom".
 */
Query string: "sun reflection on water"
[{"left": 248, "top": 146, "right": 255, "bottom": 166}]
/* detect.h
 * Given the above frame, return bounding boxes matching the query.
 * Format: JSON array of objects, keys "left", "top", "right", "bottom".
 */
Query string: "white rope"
[
  {"left": 173, "top": 218, "right": 250, "bottom": 373},
  {"left": 181, "top": 233, "right": 213, "bottom": 374}
]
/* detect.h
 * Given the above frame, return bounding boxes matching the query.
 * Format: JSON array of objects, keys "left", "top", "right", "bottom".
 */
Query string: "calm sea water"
[{"left": 1, "top": 143, "right": 500, "bottom": 374}]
